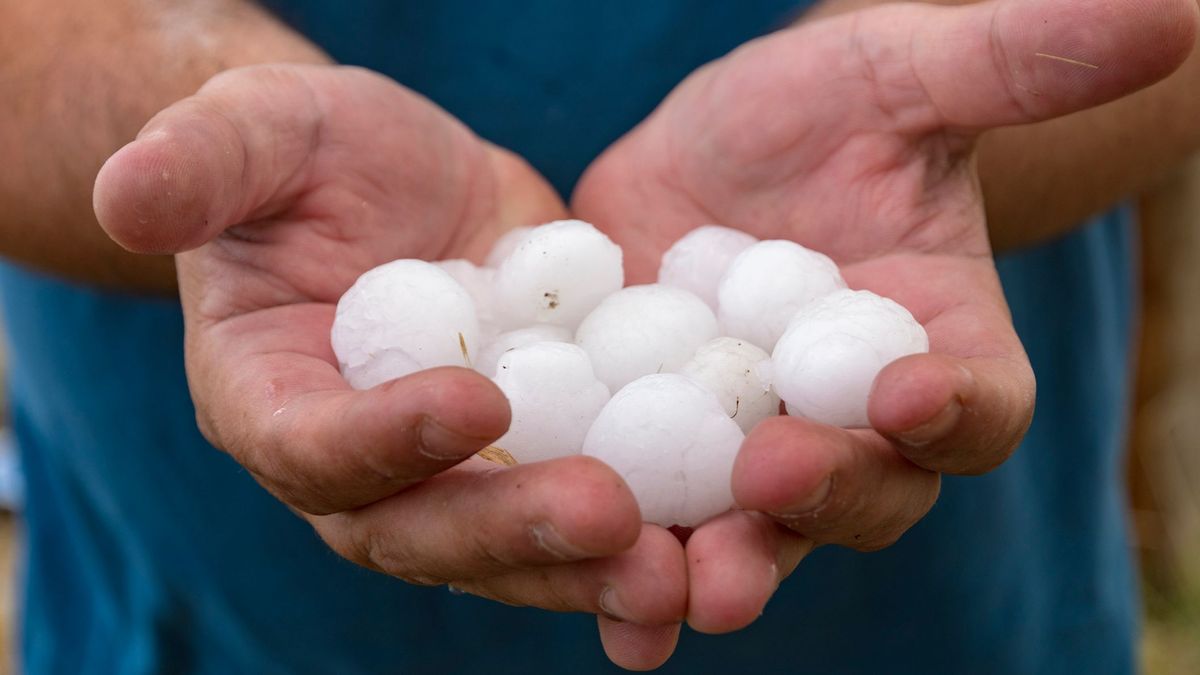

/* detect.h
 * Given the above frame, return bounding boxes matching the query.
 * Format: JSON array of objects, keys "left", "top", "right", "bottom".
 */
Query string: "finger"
[
  {"left": 94, "top": 64, "right": 474, "bottom": 255},
  {"left": 597, "top": 618, "right": 682, "bottom": 672},
  {"left": 732, "top": 416, "right": 940, "bottom": 550},
  {"left": 190, "top": 303, "right": 513, "bottom": 515},
  {"left": 869, "top": 352, "right": 1034, "bottom": 475},
  {"left": 457, "top": 526, "right": 687, "bottom": 626},
  {"left": 685, "top": 511, "right": 812, "bottom": 634},
  {"left": 94, "top": 64, "right": 325, "bottom": 254},
  {"left": 874, "top": 0, "right": 1199, "bottom": 134},
  {"left": 314, "top": 455, "right": 643, "bottom": 583},
  {"left": 844, "top": 256, "right": 1036, "bottom": 475}
]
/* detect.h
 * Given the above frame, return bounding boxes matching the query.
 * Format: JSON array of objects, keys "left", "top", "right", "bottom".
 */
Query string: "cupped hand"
[
  {"left": 94, "top": 64, "right": 685, "bottom": 671},
  {"left": 574, "top": 0, "right": 1198, "bottom": 637}
]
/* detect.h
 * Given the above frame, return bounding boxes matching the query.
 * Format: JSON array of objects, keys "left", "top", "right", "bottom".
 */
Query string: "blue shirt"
[{"left": 4, "top": 2, "right": 1136, "bottom": 673}]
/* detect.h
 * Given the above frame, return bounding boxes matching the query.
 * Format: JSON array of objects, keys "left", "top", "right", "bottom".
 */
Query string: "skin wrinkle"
[{"left": 985, "top": 4, "right": 1041, "bottom": 123}]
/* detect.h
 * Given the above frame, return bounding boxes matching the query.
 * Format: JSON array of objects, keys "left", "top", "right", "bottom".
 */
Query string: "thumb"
[
  {"left": 860, "top": 0, "right": 1199, "bottom": 134},
  {"left": 93, "top": 64, "right": 327, "bottom": 255}
]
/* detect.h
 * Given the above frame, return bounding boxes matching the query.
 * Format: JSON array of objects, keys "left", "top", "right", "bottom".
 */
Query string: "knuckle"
[{"left": 339, "top": 523, "right": 451, "bottom": 586}]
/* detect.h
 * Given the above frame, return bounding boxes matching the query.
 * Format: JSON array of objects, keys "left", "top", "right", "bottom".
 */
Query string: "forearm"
[
  {"left": 804, "top": 0, "right": 1200, "bottom": 252},
  {"left": 0, "top": 0, "right": 328, "bottom": 292}
]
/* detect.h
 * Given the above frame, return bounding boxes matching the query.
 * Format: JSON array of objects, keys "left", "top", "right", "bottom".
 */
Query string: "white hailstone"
[
  {"left": 575, "top": 284, "right": 719, "bottom": 393},
  {"left": 492, "top": 342, "right": 611, "bottom": 464},
  {"left": 492, "top": 220, "right": 623, "bottom": 330},
  {"left": 717, "top": 240, "right": 847, "bottom": 351},
  {"left": 657, "top": 224, "right": 758, "bottom": 310},
  {"left": 772, "top": 289, "right": 929, "bottom": 428},
  {"left": 582, "top": 374, "right": 745, "bottom": 528},
  {"left": 484, "top": 226, "right": 533, "bottom": 268},
  {"left": 434, "top": 259, "right": 499, "bottom": 337},
  {"left": 680, "top": 337, "right": 779, "bottom": 434},
  {"left": 341, "top": 347, "right": 421, "bottom": 390},
  {"left": 331, "top": 259, "right": 479, "bottom": 380},
  {"left": 474, "top": 323, "right": 574, "bottom": 377}
]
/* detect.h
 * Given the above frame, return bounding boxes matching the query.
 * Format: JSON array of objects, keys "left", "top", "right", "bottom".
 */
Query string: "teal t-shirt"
[{"left": 4, "top": 2, "right": 1137, "bottom": 673}]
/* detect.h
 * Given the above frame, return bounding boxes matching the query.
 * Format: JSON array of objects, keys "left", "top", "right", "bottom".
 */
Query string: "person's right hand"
[{"left": 94, "top": 64, "right": 686, "bottom": 670}]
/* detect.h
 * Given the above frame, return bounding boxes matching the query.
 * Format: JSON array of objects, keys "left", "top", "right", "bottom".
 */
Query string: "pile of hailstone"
[{"left": 331, "top": 221, "right": 928, "bottom": 528}]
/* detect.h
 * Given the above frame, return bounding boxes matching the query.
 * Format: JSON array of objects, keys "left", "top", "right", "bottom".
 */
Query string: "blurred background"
[
  {"left": 0, "top": 161, "right": 1195, "bottom": 673},
  {"left": 1129, "top": 155, "right": 1200, "bottom": 674}
]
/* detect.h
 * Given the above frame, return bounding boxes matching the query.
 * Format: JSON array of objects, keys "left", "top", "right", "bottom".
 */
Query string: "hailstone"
[
  {"left": 492, "top": 342, "right": 611, "bottom": 464},
  {"left": 680, "top": 337, "right": 779, "bottom": 434},
  {"left": 484, "top": 226, "right": 533, "bottom": 268},
  {"left": 475, "top": 324, "right": 574, "bottom": 377},
  {"left": 339, "top": 347, "right": 421, "bottom": 390},
  {"left": 657, "top": 224, "right": 757, "bottom": 310},
  {"left": 717, "top": 240, "right": 846, "bottom": 351},
  {"left": 582, "top": 374, "right": 745, "bottom": 527},
  {"left": 331, "top": 259, "right": 479, "bottom": 379},
  {"left": 493, "top": 220, "right": 623, "bottom": 329},
  {"left": 772, "top": 289, "right": 929, "bottom": 428},
  {"left": 575, "top": 284, "right": 719, "bottom": 392},
  {"left": 434, "top": 259, "right": 499, "bottom": 337}
]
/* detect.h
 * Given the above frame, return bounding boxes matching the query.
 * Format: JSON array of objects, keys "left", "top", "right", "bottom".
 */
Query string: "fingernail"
[
  {"left": 529, "top": 521, "right": 587, "bottom": 560},
  {"left": 780, "top": 476, "right": 833, "bottom": 516},
  {"left": 599, "top": 586, "right": 632, "bottom": 622},
  {"left": 893, "top": 397, "right": 963, "bottom": 447},
  {"left": 418, "top": 417, "right": 482, "bottom": 460}
]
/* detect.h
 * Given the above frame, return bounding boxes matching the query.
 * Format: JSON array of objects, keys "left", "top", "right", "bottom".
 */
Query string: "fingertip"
[
  {"left": 684, "top": 511, "right": 780, "bottom": 634},
  {"left": 543, "top": 455, "right": 643, "bottom": 555},
  {"left": 870, "top": 352, "right": 1035, "bottom": 475},
  {"left": 732, "top": 417, "right": 837, "bottom": 514},
  {"left": 593, "top": 526, "right": 687, "bottom": 626},
  {"left": 868, "top": 353, "right": 969, "bottom": 443},
  {"left": 597, "top": 617, "right": 680, "bottom": 672},
  {"left": 995, "top": 0, "right": 1200, "bottom": 119},
  {"left": 397, "top": 366, "right": 513, "bottom": 448},
  {"left": 93, "top": 127, "right": 229, "bottom": 254}
]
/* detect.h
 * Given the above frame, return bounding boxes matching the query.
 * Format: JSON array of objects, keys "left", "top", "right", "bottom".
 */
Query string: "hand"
[
  {"left": 94, "top": 64, "right": 686, "bottom": 670},
  {"left": 574, "top": 0, "right": 1198, "bottom": 638}
]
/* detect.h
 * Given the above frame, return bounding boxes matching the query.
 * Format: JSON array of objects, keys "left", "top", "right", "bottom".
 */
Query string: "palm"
[
  {"left": 573, "top": 0, "right": 1193, "bottom": 634},
  {"left": 175, "top": 68, "right": 560, "bottom": 319},
  {"left": 98, "top": 66, "right": 690, "bottom": 672}
]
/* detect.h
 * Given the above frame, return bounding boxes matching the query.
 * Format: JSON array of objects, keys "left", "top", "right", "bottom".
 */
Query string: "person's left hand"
[{"left": 573, "top": 0, "right": 1198, "bottom": 649}]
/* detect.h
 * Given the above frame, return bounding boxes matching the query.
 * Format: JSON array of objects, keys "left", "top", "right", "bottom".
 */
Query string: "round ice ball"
[
  {"left": 772, "top": 289, "right": 929, "bottom": 428},
  {"left": 434, "top": 259, "right": 499, "bottom": 337},
  {"left": 475, "top": 324, "right": 574, "bottom": 377},
  {"left": 341, "top": 347, "right": 421, "bottom": 390},
  {"left": 575, "top": 284, "right": 719, "bottom": 393},
  {"left": 582, "top": 374, "right": 745, "bottom": 527},
  {"left": 494, "top": 220, "right": 623, "bottom": 329},
  {"left": 680, "top": 337, "right": 779, "bottom": 434},
  {"left": 492, "top": 342, "right": 611, "bottom": 464},
  {"left": 717, "top": 240, "right": 846, "bottom": 351},
  {"left": 331, "top": 259, "right": 479, "bottom": 377},
  {"left": 657, "top": 224, "right": 757, "bottom": 310},
  {"left": 484, "top": 226, "right": 533, "bottom": 268}
]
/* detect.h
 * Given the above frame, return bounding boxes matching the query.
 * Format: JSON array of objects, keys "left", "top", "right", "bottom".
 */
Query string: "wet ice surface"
[
  {"left": 658, "top": 224, "right": 757, "bottom": 310},
  {"left": 575, "top": 284, "right": 719, "bottom": 392},
  {"left": 494, "top": 220, "right": 623, "bottom": 330},
  {"left": 475, "top": 323, "right": 575, "bottom": 378},
  {"left": 331, "top": 259, "right": 479, "bottom": 385},
  {"left": 680, "top": 337, "right": 779, "bottom": 434},
  {"left": 717, "top": 240, "right": 846, "bottom": 351},
  {"left": 772, "top": 289, "right": 929, "bottom": 428},
  {"left": 493, "top": 342, "right": 611, "bottom": 464},
  {"left": 582, "top": 374, "right": 744, "bottom": 527}
]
